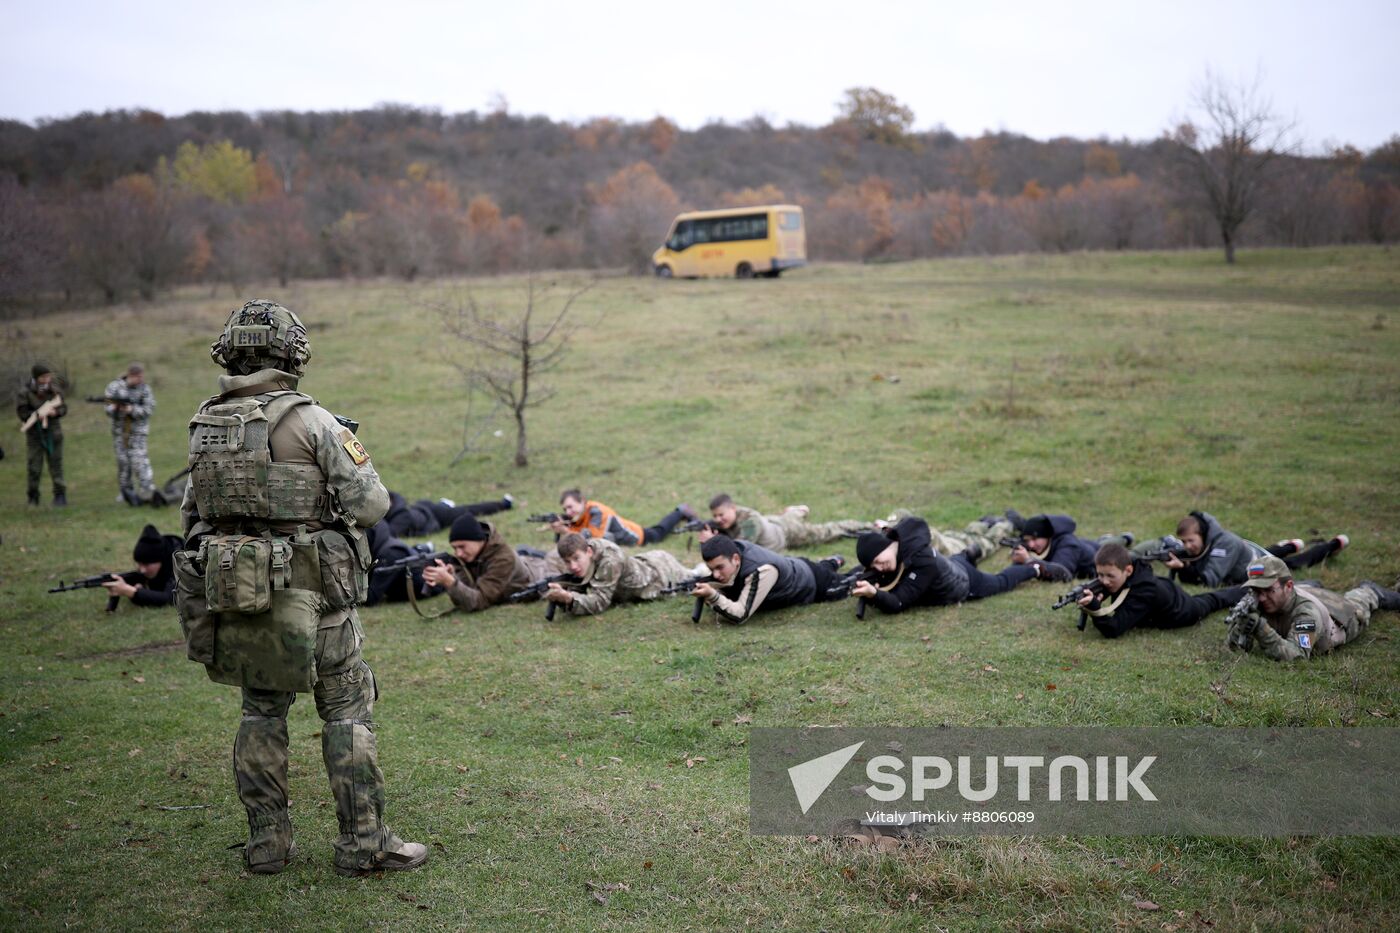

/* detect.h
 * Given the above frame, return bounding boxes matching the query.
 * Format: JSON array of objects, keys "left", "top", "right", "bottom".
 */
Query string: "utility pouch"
[
  {"left": 205, "top": 587, "right": 321, "bottom": 693},
  {"left": 316, "top": 528, "right": 369, "bottom": 611},
  {"left": 203, "top": 534, "right": 291, "bottom": 615},
  {"left": 173, "top": 549, "right": 215, "bottom": 665}
]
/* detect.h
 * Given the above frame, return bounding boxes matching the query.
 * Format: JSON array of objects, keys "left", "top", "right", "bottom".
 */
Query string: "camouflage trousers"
[
  {"left": 771, "top": 508, "right": 875, "bottom": 550},
  {"left": 113, "top": 426, "right": 154, "bottom": 499},
  {"left": 235, "top": 612, "right": 407, "bottom": 873},
  {"left": 1338, "top": 585, "right": 1381, "bottom": 644},
  {"left": 628, "top": 550, "right": 696, "bottom": 600},
  {"left": 26, "top": 430, "right": 64, "bottom": 497},
  {"left": 930, "top": 517, "right": 1018, "bottom": 559},
  {"left": 874, "top": 510, "right": 1016, "bottom": 560}
]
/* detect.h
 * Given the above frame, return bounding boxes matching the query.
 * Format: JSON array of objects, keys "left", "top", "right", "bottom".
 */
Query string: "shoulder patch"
[
  {"left": 341, "top": 433, "right": 370, "bottom": 465},
  {"left": 1210, "top": 547, "right": 1227, "bottom": 557},
  {"left": 1294, "top": 620, "right": 1316, "bottom": 632},
  {"left": 1297, "top": 633, "right": 1311, "bottom": 649}
]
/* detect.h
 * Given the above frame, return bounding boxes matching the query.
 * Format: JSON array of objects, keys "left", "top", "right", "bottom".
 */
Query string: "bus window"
[{"left": 779, "top": 211, "right": 801, "bottom": 231}]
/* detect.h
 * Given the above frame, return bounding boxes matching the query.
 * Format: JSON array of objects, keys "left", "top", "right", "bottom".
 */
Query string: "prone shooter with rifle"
[
  {"left": 519, "top": 533, "right": 695, "bottom": 619},
  {"left": 419, "top": 513, "right": 559, "bottom": 615},
  {"left": 48, "top": 524, "right": 183, "bottom": 611}
]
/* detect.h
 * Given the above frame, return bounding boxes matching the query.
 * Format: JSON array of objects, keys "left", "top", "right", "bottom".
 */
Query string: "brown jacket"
[{"left": 446, "top": 523, "right": 552, "bottom": 612}]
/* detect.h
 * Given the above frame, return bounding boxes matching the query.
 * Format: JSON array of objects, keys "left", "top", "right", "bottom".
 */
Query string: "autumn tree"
[
  {"left": 166, "top": 140, "right": 256, "bottom": 204},
  {"left": 588, "top": 162, "right": 680, "bottom": 273},
  {"left": 434, "top": 278, "right": 596, "bottom": 467},
  {"left": 1171, "top": 70, "right": 1296, "bottom": 263},
  {"left": 835, "top": 87, "right": 916, "bottom": 147}
]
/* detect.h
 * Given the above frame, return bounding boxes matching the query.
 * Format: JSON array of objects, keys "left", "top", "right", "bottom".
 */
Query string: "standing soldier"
[
  {"left": 103, "top": 362, "right": 156, "bottom": 505},
  {"left": 16, "top": 362, "right": 67, "bottom": 506},
  {"left": 175, "top": 300, "right": 425, "bottom": 876}
]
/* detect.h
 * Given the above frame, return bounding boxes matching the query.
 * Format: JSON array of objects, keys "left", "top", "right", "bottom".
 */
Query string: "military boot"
[
  {"left": 27, "top": 491, "right": 40, "bottom": 506},
  {"left": 1360, "top": 581, "right": 1400, "bottom": 613},
  {"left": 323, "top": 719, "right": 427, "bottom": 876},
  {"left": 234, "top": 713, "right": 296, "bottom": 873}
]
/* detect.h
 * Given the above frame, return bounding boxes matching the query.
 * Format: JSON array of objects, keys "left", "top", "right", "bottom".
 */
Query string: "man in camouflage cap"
[
  {"left": 177, "top": 299, "right": 425, "bottom": 876},
  {"left": 544, "top": 532, "right": 698, "bottom": 616},
  {"left": 1226, "top": 554, "right": 1400, "bottom": 661}
]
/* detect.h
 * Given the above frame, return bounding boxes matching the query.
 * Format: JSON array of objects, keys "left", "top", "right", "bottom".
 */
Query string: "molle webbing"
[{"left": 187, "top": 391, "right": 330, "bottom": 523}]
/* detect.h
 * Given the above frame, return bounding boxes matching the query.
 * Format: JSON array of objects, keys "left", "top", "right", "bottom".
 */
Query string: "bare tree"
[
  {"left": 1171, "top": 70, "right": 1296, "bottom": 263},
  {"left": 435, "top": 277, "right": 595, "bottom": 467}
]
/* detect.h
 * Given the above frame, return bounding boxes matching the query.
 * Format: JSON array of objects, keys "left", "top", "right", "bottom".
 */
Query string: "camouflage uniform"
[
  {"left": 720, "top": 503, "right": 874, "bottom": 551},
  {"left": 563, "top": 538, "right": 693, "bottom": 616},
  {"left": 16, "top": 375, "right": 67, "bottom": 502},
  {"left": 105, "top": 376, "right": 156, "bottom": 502},
  {"left": 178, "top": 300, "right": 420, "bottom": 876},
  {"left": 1229, "top": 585, "right": 1386, "bottom": 660},
  {"left": 904, "top": 512, "right": 1017, "bottom": 560}
]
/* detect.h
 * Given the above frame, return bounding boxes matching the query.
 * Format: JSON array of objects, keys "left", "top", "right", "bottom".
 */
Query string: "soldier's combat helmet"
[{"left": 210, "top": 299, "right": 312, "bottom": 375}]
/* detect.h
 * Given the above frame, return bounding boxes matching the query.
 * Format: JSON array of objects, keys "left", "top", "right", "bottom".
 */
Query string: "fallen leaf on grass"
[
  {"left": 982, "top": 665, "right": 999, "bottom": 673},
  {"left": 733, "top": 714, "right": 753, "bottom": 725},
  {"left": 1014, "top": 693, "right": 1025, "bottom": 700},
  {"left": 1133, "top": 899, "right": 1160, "bottom": 911},
  {"left": 443, "top": 646, "right": 456, "bottom": 654},
  {"left": 646, "top": 782, "right": 663, "bottom": 791},
  {"left": 1147, "top": 861, "right": 1163, "bottom": 874},
  {"left": 585, "top": 881, "right": 629, "bottom": 906},
  {"left": 1045, "top": 684, "right": 1056, "bottom": 691},
  {"left": 684, "top": 756, "right": 706, "bottom": 768},
  {"left": 132, "top": 676, "right": 146, "bottom": 684}
]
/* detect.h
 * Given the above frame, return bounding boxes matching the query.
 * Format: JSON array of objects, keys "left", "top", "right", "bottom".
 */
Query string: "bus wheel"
[
  {"left": 735, "top": 262, "right": 754, "bottom": 279},
  {"left": 655, "top": 264, "right": 673, "bottom": 278}
]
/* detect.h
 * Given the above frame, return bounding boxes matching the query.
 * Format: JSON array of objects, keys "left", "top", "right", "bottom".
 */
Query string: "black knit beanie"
[
  {"left": 31, "top": 362, "right": 53, "bottom": 379},
  {"left": 1022, "top": 515, "right": 1054, "bottom": 539},
  {"left": 449, "top": 513, "right": 487, "bottom": 542},
  {"left": 132, "top": 524, "right": 168, "bottom": 564},
  {"left": 856, "top": 531, "right": 892, "bottom": 568}
]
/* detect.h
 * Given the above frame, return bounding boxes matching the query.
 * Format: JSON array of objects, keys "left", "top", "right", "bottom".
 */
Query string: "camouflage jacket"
[
  {"left": 1230, "top": 585, "right": 1356, "bottom": 661},
  {"left": 717, "top": 504, "right": 785, "bottom": 550},
  {"left": 104, "top": 377, "right": 155, "bottom": 432},
  {"left": 16, "top": 379, "right": 68, "bottom": 436},
  {"left": 564, "top": 538, "right": 689, "bottom": 616}
]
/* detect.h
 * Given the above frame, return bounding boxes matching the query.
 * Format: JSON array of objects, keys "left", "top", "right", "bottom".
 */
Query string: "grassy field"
[{"left": 3, "top": 246, "right": 1399, "bottom": 930}]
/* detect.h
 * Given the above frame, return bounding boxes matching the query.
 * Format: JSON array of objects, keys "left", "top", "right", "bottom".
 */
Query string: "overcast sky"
[{"left": 3, "top": 0, "right": 1396, "bottom": 150}]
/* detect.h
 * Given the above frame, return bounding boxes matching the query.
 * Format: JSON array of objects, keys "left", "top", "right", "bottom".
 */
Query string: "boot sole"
[{"left": 333, "top": 852, "right": 428, "bottom": 877}]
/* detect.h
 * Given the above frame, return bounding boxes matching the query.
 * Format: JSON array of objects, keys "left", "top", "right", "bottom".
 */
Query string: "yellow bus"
[{"left": 652, "top": 204, "right": 806, "bottom": 279}]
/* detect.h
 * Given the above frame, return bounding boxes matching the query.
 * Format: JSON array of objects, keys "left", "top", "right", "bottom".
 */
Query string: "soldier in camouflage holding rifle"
[
  {"left": 102, "top": 362, "right": 156, "bottom": 505},
  {"left": 176, "top": 300, "right": 425, "bottom": 876}
]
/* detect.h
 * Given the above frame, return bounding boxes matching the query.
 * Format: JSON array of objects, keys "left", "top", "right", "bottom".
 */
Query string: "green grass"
[{"left": 3, "top": 246, "right": 1399, "bottom": 930}]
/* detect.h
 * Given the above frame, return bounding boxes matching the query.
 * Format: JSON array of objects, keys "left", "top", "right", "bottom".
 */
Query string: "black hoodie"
[
  {"left": 1024, "top": 514, "right": 1098, "bottom": 579},
  {"left": 128, "top": 533, "right": 184, "bottom": 607},
  {"left": 1080, "top": 559, "right": 1204, "bottom": 638},
  {"left": 867, "top": 517, "right": 970, "bottom": 613}
]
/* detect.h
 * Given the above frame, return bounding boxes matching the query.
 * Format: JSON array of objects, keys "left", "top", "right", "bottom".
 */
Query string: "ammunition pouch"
[{"left": 204, "top": 534, "right": 290, "bottom": 615}]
